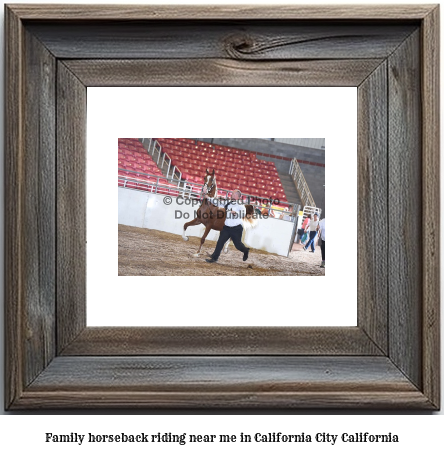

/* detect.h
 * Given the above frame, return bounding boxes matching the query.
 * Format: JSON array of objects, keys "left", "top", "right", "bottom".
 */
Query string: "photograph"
[{"left": 118, "top": 138, "right": 326, "bottom": 276}]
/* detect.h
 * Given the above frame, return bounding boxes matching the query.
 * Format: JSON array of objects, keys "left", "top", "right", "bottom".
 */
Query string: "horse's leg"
[
  {"left": 194, "top": 225, "right": 212, "bottom": 257},
  {"left": 224, "top": 239, "right": 231, "bottom": 254},
  {"left": 183, "top": 218, "right": 201, "bottom": 241}
]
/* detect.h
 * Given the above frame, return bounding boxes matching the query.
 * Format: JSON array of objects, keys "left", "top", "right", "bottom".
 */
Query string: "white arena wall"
[{"left": 118, "top": 188, "right": 295, "bottom": 257}]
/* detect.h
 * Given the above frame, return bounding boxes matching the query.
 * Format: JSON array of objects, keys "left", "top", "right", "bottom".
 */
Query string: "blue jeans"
[{"left": 305, "top": 231, "right": 317, "bottom": 252}]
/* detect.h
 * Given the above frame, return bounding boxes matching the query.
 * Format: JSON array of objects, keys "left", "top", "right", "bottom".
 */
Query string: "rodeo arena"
[{"left": 118, "top": 138, "right": 325, "bottom": 276}]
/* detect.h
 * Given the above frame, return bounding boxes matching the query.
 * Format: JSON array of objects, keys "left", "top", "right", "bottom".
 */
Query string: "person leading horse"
[
  {"left": 182, "top": 169, "right": 255, "bottom": 259},
  {"left": 204, "top": 187, "right": 250, "bottom": 263}
]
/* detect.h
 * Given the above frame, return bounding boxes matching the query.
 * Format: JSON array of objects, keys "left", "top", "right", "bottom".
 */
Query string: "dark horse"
[{"left": 182, "top": 169, "right": 256, "bottom": 257}]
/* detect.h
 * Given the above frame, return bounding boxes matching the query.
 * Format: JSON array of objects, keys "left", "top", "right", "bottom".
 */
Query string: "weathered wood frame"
[{"left": 5, "top": 4, "right": 440, "bottom": 409}]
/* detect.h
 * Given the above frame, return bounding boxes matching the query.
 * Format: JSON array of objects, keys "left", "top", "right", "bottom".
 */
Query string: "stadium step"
[
  {"left": 278, "top": 173, "right": 302, "bottom": 210},
  {"left": 141, "top": 140, "right": 174, "bottom": 181},
  {"left": 159, "top": 159, "right": 172, "bottom": 180}
]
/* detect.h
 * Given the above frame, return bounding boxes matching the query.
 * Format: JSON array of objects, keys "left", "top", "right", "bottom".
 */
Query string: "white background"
[
  {"left": 87, "top": 87, "right": 357, "bottom": 326},
  {"left": 0, "top": 0, "right": 442, "bottom": 449}
]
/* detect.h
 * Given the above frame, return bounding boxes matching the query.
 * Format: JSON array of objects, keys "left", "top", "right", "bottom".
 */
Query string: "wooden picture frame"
[{"left": 5, "top": 4, "right": 440, "bottom": 409}]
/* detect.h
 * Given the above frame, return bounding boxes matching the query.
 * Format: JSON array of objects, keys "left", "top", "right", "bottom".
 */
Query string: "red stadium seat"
[
  {"left": 189, "top": 175, "right": 202, "bottom": 184},
  {"left": 181, "top": 170, "right": 192, "bottom": 180}
]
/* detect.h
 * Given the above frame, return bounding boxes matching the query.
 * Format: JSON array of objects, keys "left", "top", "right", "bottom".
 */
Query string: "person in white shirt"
[
  {"left": 278, "top": 206, "right": 291, "bottom": 221},
  {"left": 204, "top": 189, "right": 250, "bottom": 263},
  {"left": 303, "top": 212, "right": 320, "bottom": 253},
  {"left": 318, "top": 218, "right": 325, "bottom": 268}
]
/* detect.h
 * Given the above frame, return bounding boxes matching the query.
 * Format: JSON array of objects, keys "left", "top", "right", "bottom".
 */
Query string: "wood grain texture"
[
  {"left": 16, "top": 390, "right": 433, "bottom": 410},
  {"left": 27, "top": 22, "right": 416, "bottom": 60},
  {"left": 14, "top": 356, "right": 433, "bottom": 409},
  {"left": 388, "top": 31, "right": 422, "bottom": 389},
  {"left": 7, "top": 4, "right": 436, "bottom": 20},
  {"left": 56, "top": 62, "right": 87, "bottom": 354},
  {"left": 61, "top": 327, "right": 383, "bottom": 356},
  {"left": 357, "top": 62, "right": 388, "bottom": 354},
  {"left": 4, "top": 5, "right": 24, "bottom": 410},
  {"left": 421, "top": 6, "right": 440, "bottom": 409},
  {"left": 21, "top": 28, "right": 57, "bottom": 387},
  {"left": 63, "top": 58, "right": 384, "bottom": 87}
]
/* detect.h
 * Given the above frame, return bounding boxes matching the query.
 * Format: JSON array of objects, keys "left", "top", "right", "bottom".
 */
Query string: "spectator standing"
[
  {"left": 318, "top": 218, "right": 325, "bottom": 267},
  {"left": 304, "top": 213, "right": 320, "bottom": 253},
  {"left": 298, "top": 214, "right": 311, "bottom": 245}
]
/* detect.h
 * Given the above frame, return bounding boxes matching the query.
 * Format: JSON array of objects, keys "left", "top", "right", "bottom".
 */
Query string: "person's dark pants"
[
  {"left": 212, "top": 224, "right": 248, "bottom": 260},
  {"left": 321, "top": 239, "right": 325, "bottom": 261},
  {"left": 297, "top": 228, "right": 305, "bottom": 242},
  {"left": 305, "top": 231, "right": 317, "bottom": 252}
]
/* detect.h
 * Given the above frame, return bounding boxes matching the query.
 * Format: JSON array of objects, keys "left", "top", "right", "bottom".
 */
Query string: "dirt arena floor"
[{"left": 119, "top": 224, "right": 325, "bottom": 276}]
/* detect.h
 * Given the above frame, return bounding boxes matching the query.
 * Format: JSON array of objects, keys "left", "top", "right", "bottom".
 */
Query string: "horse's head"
[{"left": 203, "top": 168, "right": 217, "bottom": 197}]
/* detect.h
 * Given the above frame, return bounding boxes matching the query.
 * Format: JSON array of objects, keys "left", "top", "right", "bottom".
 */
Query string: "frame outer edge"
[
  {"left": 4, "top": 4, "right": 440, "bottom": 410},
  {"left": 5, "top": 4, "right": 436, "bottom": 20},
  {"left": 17, "top": 356, "right": 433, "bottom": 410},
  {"left": 421, "top": 6, "right": 441, "bottom": 409},
  {"left": 4, "top": 5, "right": 24, "bottom": 410},
  {"left": 388, "top": 29, "right": 423, "bottom": 391},
  {"left": 22, "top": 27, "right": 58, "bottom": 389}
]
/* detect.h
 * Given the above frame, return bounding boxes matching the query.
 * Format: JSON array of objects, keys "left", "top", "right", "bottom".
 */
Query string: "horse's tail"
[{"left": 242, "top": 204, "right": 258, "bottom": 229}]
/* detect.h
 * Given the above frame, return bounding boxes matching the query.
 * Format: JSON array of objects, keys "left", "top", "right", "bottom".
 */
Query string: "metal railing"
[
  {"left": 118, "top": 167, "right": 299, "bottom": 222},
  {"left": 162, "top": 151, "right": 182, "bottom": 184},
  {"left": 144, "top": 138, "right": 183, "bottom": 186},
  {"left": 289, "top": 158, "right": 316, "bottom": 208},
  {"left": 118, "top": 169, "right": 184, "bottom": 195},
  {"left": 183, "top": 182, "right": 298, "bottom": 221}
]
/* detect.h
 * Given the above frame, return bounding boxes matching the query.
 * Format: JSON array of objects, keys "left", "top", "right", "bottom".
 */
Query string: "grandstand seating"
[
  {"left": 118, "top": 138, "right": 289, "bottom": 210},
  {"left": 118, "top": 138, "right": 180, "bottom": 196},
  {"left": 154, "top": 138, "right": 288, "bottom": 205}
]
